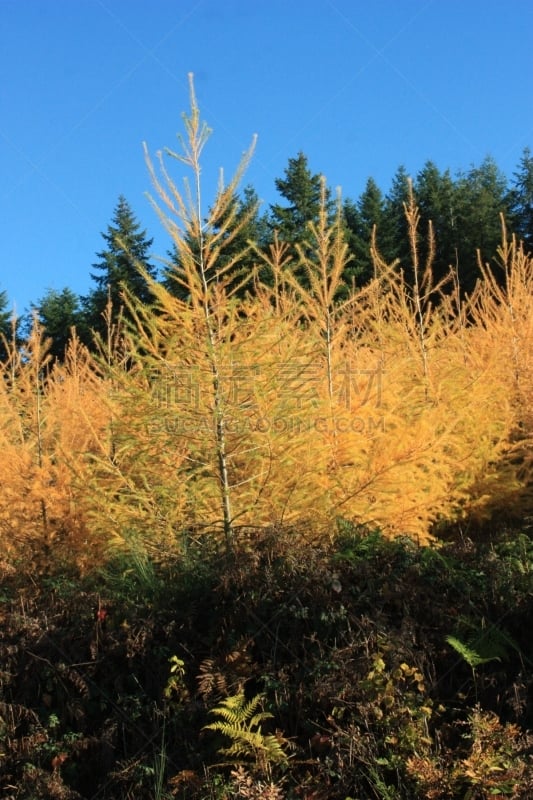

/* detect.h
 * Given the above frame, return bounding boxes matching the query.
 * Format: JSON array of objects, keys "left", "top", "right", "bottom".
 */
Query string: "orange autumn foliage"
[{"left": 1, "top": 81, "right": 531, "bottom": 574}]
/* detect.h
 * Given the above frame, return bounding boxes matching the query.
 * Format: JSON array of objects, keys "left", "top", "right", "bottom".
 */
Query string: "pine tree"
[
  {"left": 382, "top": 165, "right": 412, "bottom": 271},
  {"left": 415, "top": 161, "right": 458, "bottom": 288},
  {"left": 507, "top": 146, "right": 533, "bottom": 253},
  {"left": 344, "top": 177, "right": 388, "bottom": 285},
  {"left": 228, "top": 184, "right": 270, "bottom": 293},
  {"left": 454, "top": 156, "right": 510, "bottom": 293},
  {"left": 269, "top": 152, "right": 328, "bottom": 283},
  {"left": 33, "top": 287, "right": 82, "bottom": 361},
  {"left": 82, "top": 195, "right": 157, "bottom": 344},
  {"left": 0, "top": 289, "right": 13, "bottom": 362}
]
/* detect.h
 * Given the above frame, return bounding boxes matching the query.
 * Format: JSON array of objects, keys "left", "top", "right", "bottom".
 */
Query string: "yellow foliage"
[
  {"left": 0, "top": 329, "right": 110, "bottom": 572},
  {"left": 2, "top": 82, "right": 532, "bottom": 573}
]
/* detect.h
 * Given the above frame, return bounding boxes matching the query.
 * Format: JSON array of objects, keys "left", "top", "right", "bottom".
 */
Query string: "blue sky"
[{"left": 2, "top": 0, "right": 533, "bottom": 314}]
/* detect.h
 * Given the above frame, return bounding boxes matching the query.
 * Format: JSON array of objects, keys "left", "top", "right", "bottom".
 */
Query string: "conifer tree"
[
  {"left": 82, "top": 195, "right": 157, "bottom": 344},
  {"left": 163, "top": 185, "right": 268, "bottom": 299},
  {"left": 118, "top": 76, "right": 261, "bottom": 552},
  {"left": 102, "top": 77, "right": 329, "bottom": 556},
  {"left": 270, "top": 152, "right": 322, "bottom": 239},
  {"left": 382, "top": 165, "right": 412, "bottom": 272},
  {"left": 454, "top": 156, "right": 510, "bottom": 293},
  {"left": 343, "top": 177, "right": 388, "bottom": 285},
  {"left": 269, "top": 152, "right": 329, "bottom": 283},
  {"left": 0, "top": 289, "right": 13, "bottom": 362},
  {"left": 508, "top": 146, "right": 533, "bottom": 252},
  {"left": 225, "top": 185, "right": 270, "bottom": 293},
  {"left": 415, "top": 161, "right": 458, "bottom": 289},
  {"left": 218, "top": 185, "right": 270, "bottom": 272},
  {"left": 33, "top": 287, "right": 82, "bottom": 361}
]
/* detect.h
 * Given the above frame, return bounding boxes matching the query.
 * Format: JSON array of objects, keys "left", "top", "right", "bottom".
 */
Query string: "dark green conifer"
[
  {"left": 508, "top": 146, "right": 533, "bottom": 252},
  {"left": 82, "top": 195, "right": 157, "bottom": 344},
  {"left": 33, "top": 287, "right": 81, "bottom": 360}
]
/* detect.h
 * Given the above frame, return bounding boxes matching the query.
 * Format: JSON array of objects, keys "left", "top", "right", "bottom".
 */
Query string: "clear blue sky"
[{"left": 2, "top": 0, "right": 533, "bottom": 314}]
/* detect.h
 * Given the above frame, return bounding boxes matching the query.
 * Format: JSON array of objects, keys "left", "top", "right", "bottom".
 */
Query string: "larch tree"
[{"left": 162, "top": 184, "right": 268, "bottom": 300}]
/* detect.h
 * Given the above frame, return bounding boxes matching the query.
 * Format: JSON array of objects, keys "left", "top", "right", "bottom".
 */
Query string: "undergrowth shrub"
[{"left": 1, "top": 522, "right": 531, "bottom": 798}]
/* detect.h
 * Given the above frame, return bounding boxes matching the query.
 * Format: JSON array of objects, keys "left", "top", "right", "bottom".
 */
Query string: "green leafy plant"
[
  {"left": 446, "top": 634, "right": 502, "bottom": 669},
  {"left": 164, "top": 655, "right": 190, "bottom": 710},
  {"left": 357, "top": 654, "right": 434, "bottom": 763},
  {"left": 446, "top": 629, "right": 511, "bottom": 699},
  {"left": 204, "top": 691, "right": 291, "bottom": 777}
]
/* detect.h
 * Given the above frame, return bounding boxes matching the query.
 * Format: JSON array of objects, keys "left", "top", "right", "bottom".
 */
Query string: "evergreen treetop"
[
  {"left": 0, "top": 289, "right": 14, "bottom": 362},
  {"left": 508, "top": 146, "right": 533, "bottom": 252},
  {"left": 269, "top": 152, "right": 332, "bottom": 286},
  {"left": 33, "top": 287, "right": 81, "bottom": 361},
  {"left": 81, "top": 195, "right": 157, "bottom": 344},
  {"left": 270, "top": 152, "right": 326, "bottom": 244}
]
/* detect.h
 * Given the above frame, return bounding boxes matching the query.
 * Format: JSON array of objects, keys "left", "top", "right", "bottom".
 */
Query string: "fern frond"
[
  {"left": 204, "top": 691, "right": 290, "bottom": 773},
  {"left": 446, "top": 635, "right": 501, "bottom": 668}
]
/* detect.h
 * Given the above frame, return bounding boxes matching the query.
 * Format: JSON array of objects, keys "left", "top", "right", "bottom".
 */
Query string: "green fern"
[
  {"left": 204, "top": 691, "right": 290, "bottom": 775},
  {"left": 445, "top": 635, "right": 500, "bottom": 669}
]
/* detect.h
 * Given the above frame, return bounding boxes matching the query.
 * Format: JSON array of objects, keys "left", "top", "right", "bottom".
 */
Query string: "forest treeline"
[
  {"left": 0, "top": 76, "right": 532, "bottom": 572},
  {"left": 2, "top": 139, "right": 533, "bottom": 359},
  {"left": 1, "top": 78, "right": 532, "bottom": 800}
]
